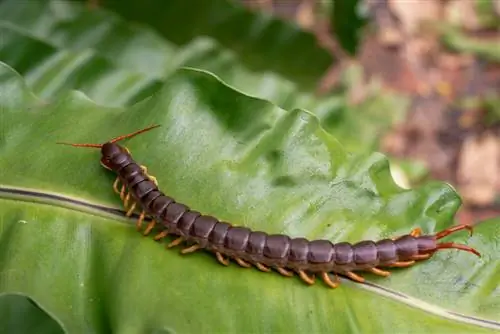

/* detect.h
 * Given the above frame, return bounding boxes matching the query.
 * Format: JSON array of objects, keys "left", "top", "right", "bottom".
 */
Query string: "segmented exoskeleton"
[{"left": 58, "top": 125, "right": 481, "bottom": 288}]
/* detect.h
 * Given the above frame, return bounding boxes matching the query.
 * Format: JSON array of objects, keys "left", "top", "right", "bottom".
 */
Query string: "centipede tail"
[{"left": 58, "top": 125, "right": 482, "bottom": 290}]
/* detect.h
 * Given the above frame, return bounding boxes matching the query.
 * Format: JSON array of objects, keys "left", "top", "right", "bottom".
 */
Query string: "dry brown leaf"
[
  {"left": 295, "top": 0, "right": 315, "bottom": 29},
  {"left": 389, "top": 0, "right": 440, "bottom": 35},
  {"left": 457, "top": 133, "right": 500, "bottom": 206}
]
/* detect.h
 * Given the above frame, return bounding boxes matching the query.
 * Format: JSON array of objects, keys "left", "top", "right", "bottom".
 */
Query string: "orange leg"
[
  {"left": 235, "top": 258, "right": 251, "bottom": 268},
  {"left": 181, "top": 244, "right": 201, "bottom": 254},
  {"left": 388, "top": 261, "right": 415, "bottom": 268},
  {"left": 136, "top": 211, "right": 146, "bottom": 231},
  {"left": 411, "top": 254, "right": 432, "bottom": 261},
  {"left": 124, "top": 193, "right": 131, "bottom": 209},
  {"left": 435, "top": 242, "right": 480, "bottom": 257},
  {"left": 368, "top": 267, "right": 391, "bottom": 277},
  {"left": 392, "top": 227, "right": 422, "bottom": 240},
  {"left": 167, "top": 236, "right": 184, "bottom": 248},
  {"left": 410, "top": 227, "right": 422, "bottom": 237},
  {"left": 120, "top": 184, "right": 126, "bottom": 201},
  {"left": 143, "top": 220, "right": 156, "bottom": 236},
  {"left": 436, "top": 224, "right": 473, "bottom": 239},
  {"left": 321, "top": 272, "right": 340, "bottom": 288},
  {"left": 346, "top": 271, "right": 365, "bottom": 283},
  {"left": 125, "top": 203, "right": 136, "bottom": 217},
  {"left": 298, "top": 270, "right": 315, "bottom": 285},
  {"left": 255, "top": 263, "right": 271, "bottom": 272},
  {"left": 216, "top": 252, "right": 229, "bottom": 266},
  {"left": 154, "top": 230, "right": 169, "bottom": 241},
  {"left": 113, "top": 177, "right": 121, "bottom": 194},
  {"left": 276, "top": 267, "right": 294, "bottom": 277}
]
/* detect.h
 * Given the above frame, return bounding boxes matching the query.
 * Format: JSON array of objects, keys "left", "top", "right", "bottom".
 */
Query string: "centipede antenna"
[
  {"left": 435, "top": 224, "right": 473, "bottom": 240},
  {"left": 109, "top": 124, "right": 160, "bottom": 144},
  {"left": 436, "top": 242, "right": 481, "bottom": 257},
  {"left": 56, "top": 124, "right": 161, "bottom": 148},
  {"left": 56, "top": 142, "right": 103, "bottom": 148}
]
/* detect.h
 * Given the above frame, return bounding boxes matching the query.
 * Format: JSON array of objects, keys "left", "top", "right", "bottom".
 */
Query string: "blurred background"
[
  {"left": 248, "top": 0, "right": 500, "bottom": 227},
  {"left": 237, "top": 0, "right": 500, "bottom": 226},
  {"left": 244, "top": 0, "right": 500, "bottom": 226}
]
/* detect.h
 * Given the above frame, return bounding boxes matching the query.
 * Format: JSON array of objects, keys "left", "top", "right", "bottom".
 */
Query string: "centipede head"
[
  {"left": 57, "top": 124, "right": 160, "bottom": 170},
  {"left": 429, "top": 224, "right": 481, "bottom": 257}
]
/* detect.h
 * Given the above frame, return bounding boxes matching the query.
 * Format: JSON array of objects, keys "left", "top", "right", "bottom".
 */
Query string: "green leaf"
[
  {"left": 0, "top": 0, "right": 409, "bottom": 158},
  {"left": 0, "top": 295, "right": 64, "bottom": 334},
  {"left": 330, "top": 0, "right": 368, "bottom": 55},
  {"left": 96, "top": 0, "right": 333, "bottom": 88},
  {"left": 0, "top": 22, "right": 162, "bottom": 107},
  {"left": 1, "top": 61, "right": 499, "bottom": 333}
]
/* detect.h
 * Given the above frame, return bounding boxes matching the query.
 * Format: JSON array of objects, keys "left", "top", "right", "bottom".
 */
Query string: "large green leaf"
[
  {"left": 330, "top": 0, "right": 368, "bottom": 55},
  {"left": 0, "top": 295, "right": 63, "bottom": 334},
  {"left": 96, "top": 0, "right": 332, "bottom": 88},
  {"left": 0, "top": 0, "right": 409, "bottom": 157},
  {"left": 0, "top": 0, "right": 331, "bottom": 90},
  {"left": 1, "top": 62, "right": 498, "bottom": 332}
]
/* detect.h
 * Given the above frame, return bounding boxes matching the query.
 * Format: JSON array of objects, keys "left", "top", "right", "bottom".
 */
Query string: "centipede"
[{"left": 58, "top": 125, "right": 481, "bottom": 289}]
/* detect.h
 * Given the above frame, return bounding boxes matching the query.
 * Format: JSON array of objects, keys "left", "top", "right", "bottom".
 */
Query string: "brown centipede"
[{"left": 58, "top": 125, "right": 481, "bottom": 289}]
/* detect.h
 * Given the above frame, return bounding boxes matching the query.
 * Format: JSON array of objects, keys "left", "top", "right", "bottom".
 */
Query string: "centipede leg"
[
  {"left": 298, "top": 270, "right": 315, "bottom": 285},
  {"left": 392, "top": 227, "right": 422, "bottom": 241},
  {"left": 435, "top": 224, "right": 473, "bottom": 239},
  {"left": 345, "top": 271, "right": 365, "bottom": 283},
  {"left": 409, "top": 227, "right": 422, "bottom": 237},
  {"left": 147, "top": 174, "right": 158, "bottom": 187},
  {"left": 216, "top": 252, "right": 230, "bottom": 266},
  {"left": 140, "top": 165, "right": 159, "bottom": 187},
  {"left": 255, "top": 263, "right": 271, "bottom": 272},
  {"left": 143, "top": 220, "right": 156, "bottom": 236},
  {"left": 388, "top": 261, "right": 415, "bottom": 268},
  {"left": 181, "top": 244, "right": 201, "bottom": 254},
  {"left": 113, "top": 177, "right": 121, "bottom": 194},
  {"left": 411, "top": 254, "right": 432, "bottom": 261},
  {"left": 434, "top": 225, "right": 480, "bottom": 257},
  {"left": 124, "top": 192, "right": 131, "bottom": 209},
  {"left": 154, "top": 230, "right": 169, "bottom": 241},
  {"left": 119, "top": 184, "right": 126, "bottom": 201},
  {"left": 276, "top": 267, "right": 294, "bottom": 277},
  {"left": 125, "top": 202, "right": 136, "bottom": 217},
  {"left": 235, "top": 258, "right": 251, "bottom": 268},
  {"left": 321, "top": 272, "right": 340, "bottom": 288},
  {"left": 435, "top": 242, "right": 481, "bottom": 257},
  {"left": 368, "top": 267, "right": 391, "bottom": 277},
  {"left": 167, "top": 236, "right": 184, "bottom": 248},
  {"left": 136, "top": 211, "right": 146, "bottom": 231}
]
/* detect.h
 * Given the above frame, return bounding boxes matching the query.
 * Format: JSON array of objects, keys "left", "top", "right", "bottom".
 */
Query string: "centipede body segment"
[{"left": 58, "top": 125, "right": 481, "bottom": 289}]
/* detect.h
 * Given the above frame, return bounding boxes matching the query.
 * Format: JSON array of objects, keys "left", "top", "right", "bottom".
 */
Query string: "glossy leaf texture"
[
  {"left": 0, "top": 0, "right": 409, "bottom": 156},
  {"left": 0, "top": 61, "right": 499, "bottom": 333}
]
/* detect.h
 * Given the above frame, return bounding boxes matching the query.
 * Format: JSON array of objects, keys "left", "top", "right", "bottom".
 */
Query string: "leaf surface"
[
  {"left": 0, "top": 0, "right": 409, "bottom": 157},
  {"left": 0, "top": 62, "right": 498, "bottom": 333}
]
